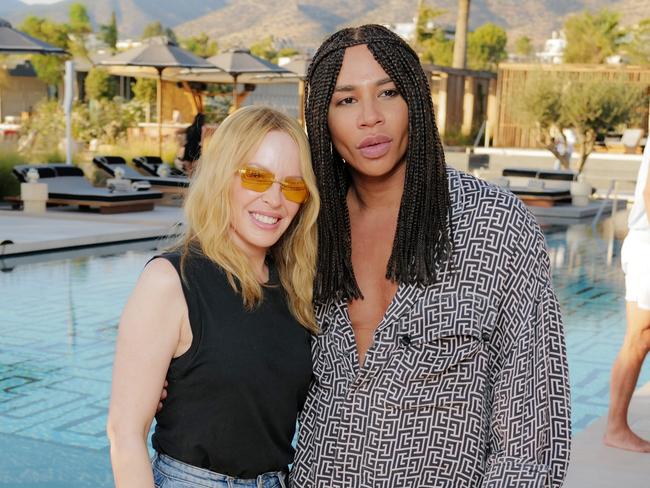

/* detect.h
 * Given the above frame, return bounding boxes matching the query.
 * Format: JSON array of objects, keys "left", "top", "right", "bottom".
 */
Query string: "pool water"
[{"left": 0, "top": 226, "right": 648, "bottom": 486}]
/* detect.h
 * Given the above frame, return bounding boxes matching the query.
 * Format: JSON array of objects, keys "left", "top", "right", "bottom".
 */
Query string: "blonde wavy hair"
[{"left": 180, "top": 106, "right": 319, "bottom": 332}]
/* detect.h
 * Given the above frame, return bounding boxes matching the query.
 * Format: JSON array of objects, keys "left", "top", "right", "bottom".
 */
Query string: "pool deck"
[
  {"left": 566, "top": 382, "right": 650, "bottom": 486},
  {"left": 0, "top": 206, "right": 184, "bottom": 256}
]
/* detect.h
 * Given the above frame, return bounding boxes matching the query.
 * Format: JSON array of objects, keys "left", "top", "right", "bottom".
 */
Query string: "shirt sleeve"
[{"left": 481, "top": 210, "right": 571, "bottom": 488}]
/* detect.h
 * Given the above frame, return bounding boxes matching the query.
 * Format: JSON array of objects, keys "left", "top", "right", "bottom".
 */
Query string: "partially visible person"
[
  {"left": 605, "top": 141, "right": 650, "bottom": 452},
  {"left": 107, "top": 106, "right": 319, "bottom": 487},
  {"left": 175, "top": 112, "right": 205, "bottom": 176}
]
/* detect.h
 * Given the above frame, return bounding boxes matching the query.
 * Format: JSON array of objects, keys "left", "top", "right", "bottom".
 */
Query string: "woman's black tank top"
[{"left": 151, "top": 251, "right": 312, "bottom": 478}]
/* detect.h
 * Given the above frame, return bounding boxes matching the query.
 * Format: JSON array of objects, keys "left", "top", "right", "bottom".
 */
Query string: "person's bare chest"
[{"left": 348, "top": 214, "right": 398, "bottom": 364}]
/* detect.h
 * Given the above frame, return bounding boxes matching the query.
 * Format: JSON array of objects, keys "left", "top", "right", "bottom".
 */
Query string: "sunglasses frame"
[{"left": 238, "top": 166, "right": 309, "bottom": 204}]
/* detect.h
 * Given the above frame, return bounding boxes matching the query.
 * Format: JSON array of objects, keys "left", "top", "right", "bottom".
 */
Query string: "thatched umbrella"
[
  {"left": 101, "top": 36, "right": 219, "bottom": 155},
  {"left": 0, "top": 18, "right": 66, "bottom": 54},
  {"left": 204, "top": 48, "right": 290, "bottom": 110}
]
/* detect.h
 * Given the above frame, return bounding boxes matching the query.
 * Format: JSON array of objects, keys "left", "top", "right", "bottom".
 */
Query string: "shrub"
[
  {"left": 73, "top": 98, "right": 145, "bottom": 145},
  {"left": 19, "top": 99, "right": 65, "bottom": 158},
  {"left": 0, "top": 146, "right": 26, "bottom": 199}
]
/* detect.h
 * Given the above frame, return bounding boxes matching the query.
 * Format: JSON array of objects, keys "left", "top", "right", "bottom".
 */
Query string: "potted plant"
[{"left": 517, "top": 75, "right": 646, "bottom": 205}]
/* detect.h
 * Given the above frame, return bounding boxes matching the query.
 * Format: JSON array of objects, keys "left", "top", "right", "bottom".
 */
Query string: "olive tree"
[{"left": 517, "top": 75, "right": 646, "bottom": 173}]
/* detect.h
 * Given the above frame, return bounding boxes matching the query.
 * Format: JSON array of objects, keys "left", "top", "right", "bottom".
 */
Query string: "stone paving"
[{"left": 0, "top": 223, "right": 648, "bottom": 485}]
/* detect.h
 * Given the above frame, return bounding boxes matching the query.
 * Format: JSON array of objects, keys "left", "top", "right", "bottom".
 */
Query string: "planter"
[
  {"left": 570, "top": 176, "right": 592, "bottom": 206},
  {"left": 21, "top": 182, "right": 47, "bottom": 213}
]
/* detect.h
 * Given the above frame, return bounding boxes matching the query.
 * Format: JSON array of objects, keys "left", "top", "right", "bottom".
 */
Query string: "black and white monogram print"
[{"left": 291, "top": 168, "right": 571, "bottom": 488}]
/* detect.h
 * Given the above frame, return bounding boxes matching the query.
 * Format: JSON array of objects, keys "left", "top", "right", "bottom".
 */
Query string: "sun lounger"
[
  {"left": 11, "top": 164, "right": 163, "bottom": 214},
  {"left": 133, "top": 156, "right": 187, "bottom": 177},
  {"left": 605, "top": 128, "right": 644, "bottom": 154},
  {"left": 502, "top": 167, "right": 576, "bottom": 190},
  {"left": 93, "top": 156, "right": 189, "bottom": 190},
  {"left": 500, "top": 167, "right": 575, "bottom": 207}
]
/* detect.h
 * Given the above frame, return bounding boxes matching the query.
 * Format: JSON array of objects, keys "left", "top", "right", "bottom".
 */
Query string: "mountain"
[
  {"left": 4, "top": 0, "right": 650, "bottom": 51},
  {"left": 0, "top": 0, "right": 27, "bottom": 20},
  {"left": 4, "top": 0, "right": 228, "bottom": 38},
  {"left": 173, "top": 0, "right": 650, "bottom": 51}
]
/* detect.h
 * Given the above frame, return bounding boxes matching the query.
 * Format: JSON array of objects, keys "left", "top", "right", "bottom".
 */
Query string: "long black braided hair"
[{"left": 306, "top": 24, "right": 452, "bottom": 302}]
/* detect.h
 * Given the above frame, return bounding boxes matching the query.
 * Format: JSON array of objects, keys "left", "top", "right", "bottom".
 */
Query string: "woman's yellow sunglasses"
[{"left": 238, "top": 166, "right": 309, "bottom": 204}]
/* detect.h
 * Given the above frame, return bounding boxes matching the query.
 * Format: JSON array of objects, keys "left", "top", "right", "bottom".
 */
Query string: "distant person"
[
  {"left": 176, "top": 112, "right": 205, "bottom": 176},
  {"left": 605, "top": 141, "right": 650, "bottom": 452},
  {"left": 107, "top": 106, "right": 319, "bottom": 487}
]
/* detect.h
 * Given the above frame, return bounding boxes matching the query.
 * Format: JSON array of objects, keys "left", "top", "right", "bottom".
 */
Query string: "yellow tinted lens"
[
  {"left": 281, "top": 178, "right": 308, "bottom": 203},
  {"left": 240, "top": 167, "right": 273, "bottom": 192}
]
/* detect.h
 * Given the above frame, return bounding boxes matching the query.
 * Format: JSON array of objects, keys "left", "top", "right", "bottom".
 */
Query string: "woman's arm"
[
  {"left": 643, "top": 156, "right": 650, "bottom": 222},
  {"left": 107, "top": 258, "right": 188, "bottom": 487}
]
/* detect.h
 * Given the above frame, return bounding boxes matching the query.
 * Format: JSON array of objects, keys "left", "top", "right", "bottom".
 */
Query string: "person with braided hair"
[{"left": 291, "top": 24, "right": 571, "bottom": 487}]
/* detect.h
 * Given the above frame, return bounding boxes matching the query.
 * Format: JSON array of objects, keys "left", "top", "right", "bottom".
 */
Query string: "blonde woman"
[{"left": 107, "top": 106, "right": 319, "bottom": 488}]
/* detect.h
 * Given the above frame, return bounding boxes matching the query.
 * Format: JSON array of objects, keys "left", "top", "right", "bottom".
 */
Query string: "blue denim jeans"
[{"left": 152, "top": 452, "right": 288, "bottom": 488}]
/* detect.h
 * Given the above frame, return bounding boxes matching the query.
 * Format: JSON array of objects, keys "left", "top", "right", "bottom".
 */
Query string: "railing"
[{"left": 592, "top": 177, "right": 637, "bottom": 265}]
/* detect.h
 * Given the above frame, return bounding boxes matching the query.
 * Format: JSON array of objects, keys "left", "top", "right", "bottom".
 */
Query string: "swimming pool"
[{"left": 1, "top": 227, "right": 648, "bottom": 486}]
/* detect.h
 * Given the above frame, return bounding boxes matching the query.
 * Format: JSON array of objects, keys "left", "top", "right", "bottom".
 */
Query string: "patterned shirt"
[{"left": 291, "top": 169, "right": 571, "bottom": 488}]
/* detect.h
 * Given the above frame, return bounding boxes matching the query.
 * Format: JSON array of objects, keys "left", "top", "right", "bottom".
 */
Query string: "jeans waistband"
[{"left": 152, "top": 452, "right": 288, "bottom": 487}]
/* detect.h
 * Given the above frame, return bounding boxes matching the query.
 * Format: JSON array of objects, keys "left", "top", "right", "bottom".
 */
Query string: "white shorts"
[{"left": 621, "top": 231, "right": 650, "bottom": 310}]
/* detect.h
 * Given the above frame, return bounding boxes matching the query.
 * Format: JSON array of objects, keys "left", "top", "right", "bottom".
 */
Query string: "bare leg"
[{"left": 604, "top": 302, "right": 650, "bottom": 452}]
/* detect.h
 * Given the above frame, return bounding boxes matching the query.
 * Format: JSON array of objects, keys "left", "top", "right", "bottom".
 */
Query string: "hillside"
[
  {"left": 3, "top": 0, "right": 227, "bottom": 38},
  {"left": 171, "top": 0, "right": 650, "bottom": 51},
  {"left": 4, "top": 0, "right": 650, "bottom": 51}
]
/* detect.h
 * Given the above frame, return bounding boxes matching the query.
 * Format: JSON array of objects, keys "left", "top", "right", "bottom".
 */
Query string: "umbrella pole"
[
  {"left": 232, "top": 74, "right": 239, "bottom": 111},
  {"left": 298, "top": 79, "right": 305, "bottom": 127},
  {"left": 157, "top": 69, "right": 163, "bottom": 157}
]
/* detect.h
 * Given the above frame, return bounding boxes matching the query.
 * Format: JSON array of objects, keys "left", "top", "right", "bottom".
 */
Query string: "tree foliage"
[
  {"left": 19, "top": 99, "right": 65, "bottom": 155},
  {"left": 467, "top": 23, "right": 507, "bottom": 71},
  {"left": 68, "top": 3, "right": 91, "bottom": 35},
  {"left": 74, "top": 98, "right": 146, "bottom": 144},
  {"left": 84, "top": 67, "right": 117, "bottom": 101},
  {"left": 250, "top": 36, "right": 277, "bottom": 61},
  {"left": 514, "top": 35, "right": 533, "bottom": 57},
  {"left": 517, "top": 75, "right": 646, "bottom": 172},
  {"left": 625, "top": 18, "right": 650, "bottom": 65},
  {"left": 180, "top": 33, "right": 217, "bottom": 58},
  {"left": 66, "top": 3, "right": 92, "bottom": 58},
  {"left": 277, "top": 47, "right": 299, "bottom": 61},
  {"left": 19, "top": 16, "right": 70, "bottom": 86},
  {"left": 142, "top": 21, "right": 177, "bottom": 43},
  {"left": 132, "top": 78, "right": 157, "bottom": 122},
  {"left": 563, "top": 9, "right": 626, "bottom": 63},
  {"left": 99, "top": 11, "right": 118, "bottom": 52},
  {"left": 416, "top": 5, "right": 453, "bottom": 66}
]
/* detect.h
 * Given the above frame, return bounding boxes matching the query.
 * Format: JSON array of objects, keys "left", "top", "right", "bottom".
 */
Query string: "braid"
[{"left": 307, "top": 25, "right": 452, "bottom": 302}]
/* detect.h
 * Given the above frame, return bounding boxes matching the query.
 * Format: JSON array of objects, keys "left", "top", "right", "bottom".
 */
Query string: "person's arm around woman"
[
  {"left": 643, "top": 150, "right": 650, "bottom": 213},
  {"left": 107, "top": 258, "right": 189, "bottom": 487}
]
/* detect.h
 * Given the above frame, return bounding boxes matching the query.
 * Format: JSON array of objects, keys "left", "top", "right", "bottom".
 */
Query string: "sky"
[{"left": 20, "top": 0, "right": 64, "bottom": 4}]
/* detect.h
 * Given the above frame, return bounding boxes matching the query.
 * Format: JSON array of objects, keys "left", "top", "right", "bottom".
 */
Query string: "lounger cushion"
[
  {"left": 134, "top": 156, "right": 186, "bottom": 177},
  {"left": 508, "top": 186, "right": 571, "bottom": 198},
  {"left": 94, "top": 156, "right": 189, "bottom": 188},
  {"left": 54, "top": 166, "right": 85, "bottom": 177},
  {"left": 502, "top": 167, "right": 576, "bottom": 181}
]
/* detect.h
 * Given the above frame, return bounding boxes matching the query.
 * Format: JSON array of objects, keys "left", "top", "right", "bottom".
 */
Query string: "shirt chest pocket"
[
  {"left": 311, "top": 326, "right": 344, "bottom": 389},
  {"left": 382, "top": 300, "right": 490, "bottom": 411}
]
